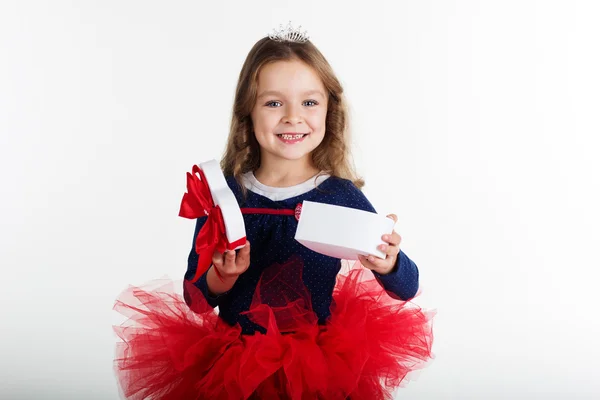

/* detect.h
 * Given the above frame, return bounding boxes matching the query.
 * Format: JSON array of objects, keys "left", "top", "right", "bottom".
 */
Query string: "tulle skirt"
[{"left": 113, "top": 257, "right": 434, "bottom": 399}]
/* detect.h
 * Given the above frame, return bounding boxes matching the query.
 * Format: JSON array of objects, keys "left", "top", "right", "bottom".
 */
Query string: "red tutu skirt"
[{"left": 113, "top": 257, "right": 434, "bottom": 399}]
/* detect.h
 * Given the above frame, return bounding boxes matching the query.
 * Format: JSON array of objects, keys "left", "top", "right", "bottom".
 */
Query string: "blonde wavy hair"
[{"left": 220, "top": 36, "right": 365, "bottom": 197}]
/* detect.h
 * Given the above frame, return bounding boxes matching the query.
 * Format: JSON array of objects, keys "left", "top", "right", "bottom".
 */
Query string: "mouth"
[{"left": 276, "top": 133, "right": 309, "bottom": 144}]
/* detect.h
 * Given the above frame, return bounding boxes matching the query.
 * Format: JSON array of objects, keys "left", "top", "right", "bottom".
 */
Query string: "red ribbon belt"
[{"left": 179, "top": 165, "right": 302, "bottom": 283}]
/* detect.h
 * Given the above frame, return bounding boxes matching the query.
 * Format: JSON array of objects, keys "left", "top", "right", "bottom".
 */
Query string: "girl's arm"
[
  {"left": 341, "top": 180, "right": 420, "bottom": 301},
  {"left": 371, "top": 250, "right": 420, "bottom": 301},
  {"left": 206, "top": 265, "right": 237, "bottom": 296},
  {"left": 183, "top": 217, "right": 231, "bottom": 308},
  {"left": 204, "top": 242, "right": 251, "bottom": 296}
]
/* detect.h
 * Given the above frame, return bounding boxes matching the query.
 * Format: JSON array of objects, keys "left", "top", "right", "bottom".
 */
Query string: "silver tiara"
[{"left": 268, "top": 21, "right": 309, "bottom": 43}]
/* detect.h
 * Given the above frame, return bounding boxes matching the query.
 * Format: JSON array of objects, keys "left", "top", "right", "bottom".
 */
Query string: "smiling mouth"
[{"left": 276, "top": 133, "right": 309, "bottom": 140}]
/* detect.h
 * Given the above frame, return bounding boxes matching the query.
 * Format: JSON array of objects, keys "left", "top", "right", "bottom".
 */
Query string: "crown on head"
[{"left": 268, "top": 21, "right": 310, "bottom": 43}]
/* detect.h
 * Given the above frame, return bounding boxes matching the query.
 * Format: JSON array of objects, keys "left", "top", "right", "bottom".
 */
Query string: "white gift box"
[
  {"left": 198, "top": 159, "right": 247, "bottom": 250},
  {"left": 294, "top": 200, "right": 394, "bottom": 260}
]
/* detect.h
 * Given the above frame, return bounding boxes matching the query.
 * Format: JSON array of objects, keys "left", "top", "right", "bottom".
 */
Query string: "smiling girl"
[{"left": 114, "top": 23, "right": 434, "bottom": 400}]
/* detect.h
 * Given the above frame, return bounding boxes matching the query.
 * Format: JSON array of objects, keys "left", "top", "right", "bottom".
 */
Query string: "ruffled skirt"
[{"left": 113, "top": 257, "right": 434, "bottom": 399}]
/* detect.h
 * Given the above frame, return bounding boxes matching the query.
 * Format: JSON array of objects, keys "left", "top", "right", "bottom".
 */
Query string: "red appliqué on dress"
[{"left": 294, "top": 202, "right": 302, "bottom": 221}]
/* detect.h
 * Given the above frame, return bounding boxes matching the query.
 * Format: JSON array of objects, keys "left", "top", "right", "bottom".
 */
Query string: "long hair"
[{"left": 220, "top": 37, "right": 364, "bottom": 197}]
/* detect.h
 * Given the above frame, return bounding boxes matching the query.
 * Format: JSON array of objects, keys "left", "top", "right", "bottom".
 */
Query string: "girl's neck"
[{"left": 254, "top": 160, "right": 320, "bottom": 188}]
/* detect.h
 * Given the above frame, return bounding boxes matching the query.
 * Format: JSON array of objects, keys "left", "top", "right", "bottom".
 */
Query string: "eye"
[
  {"left": 265, "top": 101, "right": 281, "bottom": 107},
  {"left": 304, "top": 100, "right": 318, "bottom": 107}
]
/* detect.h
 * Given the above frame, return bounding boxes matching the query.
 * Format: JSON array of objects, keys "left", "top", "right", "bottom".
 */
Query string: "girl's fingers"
[
  {"left": 212, "top": 250, "right": 224, "bottom": 268},
  {"left": 381, "top": 231, "right": 401, "bottom": 246},
  {"left": 367, "top": 255, "right": 388, "bottom": 270},
  {"left": 359, "top": 253, "right": 394, "bottom": 274},
  {"left": 223, "top": 250, "right": 236, "bottom": 271},
  {"left": 383, "top": 215, "right": 401, "bottom": 248},
  {"left": 379, "top": 243, "right": 400, "bottom": 256},
  {"left": 357, "top": 254, "right": 373, "bottom": 269},
  {"left": 358, "top": 254, "right": 383, "bottom": 269},
  {"left": 378, "top": 243, "right": 400, "bottom": 257},
  {"left": 235, "top": 241, "right": 251, "bottom": 269}
]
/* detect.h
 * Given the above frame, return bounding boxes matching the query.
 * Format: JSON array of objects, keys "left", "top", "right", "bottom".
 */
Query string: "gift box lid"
[{"left": 199, "top": 159, "right": 246, "bottom": 250}]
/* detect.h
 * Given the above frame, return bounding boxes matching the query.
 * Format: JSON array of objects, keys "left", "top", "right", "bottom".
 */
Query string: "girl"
[{"left": 114, "top": 24, "right": 433, "bottom": 400}]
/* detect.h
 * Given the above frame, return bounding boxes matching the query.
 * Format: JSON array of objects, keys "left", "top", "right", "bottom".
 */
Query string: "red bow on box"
[{"left": 178, "top": 165, "right": 231, "bottom": 283}]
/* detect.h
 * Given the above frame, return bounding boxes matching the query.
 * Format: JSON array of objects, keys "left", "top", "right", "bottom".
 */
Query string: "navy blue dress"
[{"left": 184, "top": 175, "right": 420, "bottom": 335}]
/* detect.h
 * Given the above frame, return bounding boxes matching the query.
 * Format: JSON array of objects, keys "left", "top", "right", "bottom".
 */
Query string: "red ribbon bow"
[{"left": 178, "top": 165, "right": 228, "bottom": 283}]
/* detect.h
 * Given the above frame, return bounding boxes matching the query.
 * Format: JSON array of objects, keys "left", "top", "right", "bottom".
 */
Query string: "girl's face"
[{"left": 250, "top": 59, "right": 328, "bottom": 168}]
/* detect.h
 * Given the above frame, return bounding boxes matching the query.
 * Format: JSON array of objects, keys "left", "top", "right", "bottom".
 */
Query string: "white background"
[{"left": 1, "top": 1, "right": 599, "bottom": 399}]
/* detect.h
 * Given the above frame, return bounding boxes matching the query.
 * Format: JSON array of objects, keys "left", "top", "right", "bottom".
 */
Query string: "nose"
[{"left": 283, "top": 104, "right": 303, "bottom": 125}]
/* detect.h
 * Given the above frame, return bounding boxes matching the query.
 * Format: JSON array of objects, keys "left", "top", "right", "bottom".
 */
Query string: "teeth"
[{"left": 279, "top": 134, "right": 305, "bottom": 140}]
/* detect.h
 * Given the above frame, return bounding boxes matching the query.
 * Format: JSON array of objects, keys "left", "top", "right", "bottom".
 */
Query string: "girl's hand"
[
  {"left": 212, "top": 240, "right": 251, "bottom": 281},
  {"left": 358, "top": 214, "right": 401, "bottom": 275}
]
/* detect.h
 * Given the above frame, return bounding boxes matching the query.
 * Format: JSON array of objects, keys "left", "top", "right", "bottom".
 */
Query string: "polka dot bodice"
[{"left": 184, "top": 175, "right": 420, "bottom": 334}]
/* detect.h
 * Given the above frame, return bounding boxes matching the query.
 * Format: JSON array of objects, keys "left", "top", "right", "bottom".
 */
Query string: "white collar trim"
[{"left": 241, "top": 171, "right": 330, "bottom": 201}]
